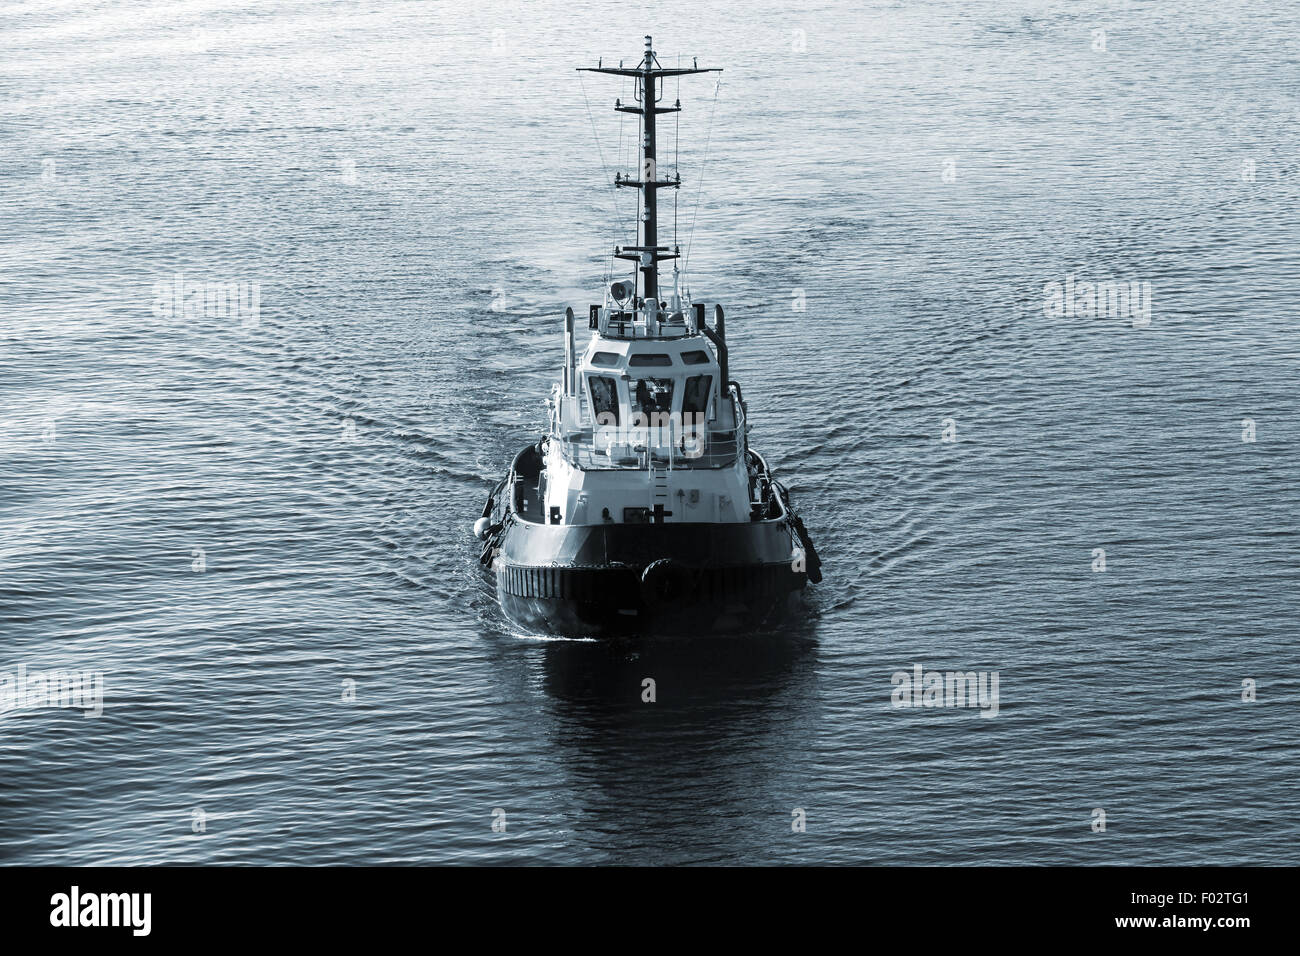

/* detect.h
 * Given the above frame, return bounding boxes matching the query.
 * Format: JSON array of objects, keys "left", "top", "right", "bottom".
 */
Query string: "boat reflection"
[{"left": 533, "top": 623, "right": 823, "bottom": 860}]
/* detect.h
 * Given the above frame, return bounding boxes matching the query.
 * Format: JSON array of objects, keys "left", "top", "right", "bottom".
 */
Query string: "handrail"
[{"left": 557, "top": 426, "right": 740, "bottom": 471}]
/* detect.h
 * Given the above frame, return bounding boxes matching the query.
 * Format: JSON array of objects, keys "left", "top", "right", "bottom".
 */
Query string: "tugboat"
[{"left": 475, "top": 36, "right": 821, "bottom": 636}]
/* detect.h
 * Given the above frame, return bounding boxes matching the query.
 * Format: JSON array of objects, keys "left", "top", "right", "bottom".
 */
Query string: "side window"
[
  {"left": 588, "top": 375, "right": 620, "bottom": 425},
  {"left": 682, "top": 374, "right": 712, "bottom": 415}
]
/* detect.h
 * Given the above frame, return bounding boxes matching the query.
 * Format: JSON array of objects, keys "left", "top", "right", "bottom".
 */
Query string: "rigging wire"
[
  {"left": 578, "top": 70, "right": 623, "bottom": 287},
  {"left": 614, "top": 74, "right": 628, "bottom": 286},
  {"left": 682, "top": 74, "right": 722, "bottom": 287},
  {"left": 634, "top": 74, "right": 644, "bottom": 294},
  {"left": 673, "top": 65, "right": 680, "bottom": 281}
]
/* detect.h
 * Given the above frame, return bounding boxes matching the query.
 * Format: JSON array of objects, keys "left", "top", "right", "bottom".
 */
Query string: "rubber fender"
[{"left": 640, "top": 558, "right": 696, "bottom": 607}]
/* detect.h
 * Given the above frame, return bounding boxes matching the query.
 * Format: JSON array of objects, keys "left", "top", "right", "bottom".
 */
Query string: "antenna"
[{"left": 578, "top": 37, "right": 720, "bottom": 310}]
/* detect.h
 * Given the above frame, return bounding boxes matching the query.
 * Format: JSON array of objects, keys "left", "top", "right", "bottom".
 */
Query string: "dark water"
[{"left": 2, "top": 1, "right": 1297, "bottom": 864}]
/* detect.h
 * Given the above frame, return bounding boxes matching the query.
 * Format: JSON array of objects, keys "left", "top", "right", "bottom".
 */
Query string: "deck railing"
[{"left": 557, "top": 426, "right": 741, "bottom": 471}]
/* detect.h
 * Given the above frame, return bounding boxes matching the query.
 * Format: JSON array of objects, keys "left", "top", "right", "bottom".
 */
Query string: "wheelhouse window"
[
  {"left": 632, "top": 377, "right": 674, "bottom": 419},
  {"left": 628, "top": 353, "right": 673, "bottom": 367},
  {"left": 590, "top": 351, "right": 621, "bottom": 367},
  {"left": 588, "top": 375, "right": 620, "bottom": 424},
  {"left": 681, "top": 350, "right": 711, "bottom": 365},
  {"left": 682, "top": 374, "right": 712, "bottom": 415}
]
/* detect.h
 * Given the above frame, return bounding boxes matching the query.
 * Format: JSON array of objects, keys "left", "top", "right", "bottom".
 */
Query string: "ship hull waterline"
[{"left": 484, "top": 516, "right": 812, "bottom": 637}]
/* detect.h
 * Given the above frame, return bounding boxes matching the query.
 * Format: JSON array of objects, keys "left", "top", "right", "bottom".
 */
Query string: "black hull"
[
  {"left": 499, "top": 586, "right": 807, "bottom": 637},
  {"left": 487, "top": 518, "right": 809, "bottom": 637}
]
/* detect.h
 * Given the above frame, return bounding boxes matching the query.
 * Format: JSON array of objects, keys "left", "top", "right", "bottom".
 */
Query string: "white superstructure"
[{"left": 542, "top": 291, "right": 753, "bottom": 528}]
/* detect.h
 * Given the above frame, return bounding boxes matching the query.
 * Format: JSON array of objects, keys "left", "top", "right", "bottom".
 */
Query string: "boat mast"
[{"left": 579, "top": 37, "right": 720, "bottom": 310}]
